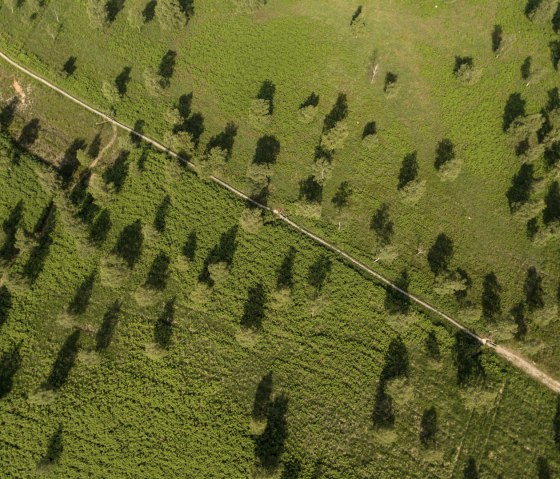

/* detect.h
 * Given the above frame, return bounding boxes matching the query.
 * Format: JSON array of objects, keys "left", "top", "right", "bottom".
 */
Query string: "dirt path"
[{"left": 1, "top": 49, "right": 559, "bottom": 395}]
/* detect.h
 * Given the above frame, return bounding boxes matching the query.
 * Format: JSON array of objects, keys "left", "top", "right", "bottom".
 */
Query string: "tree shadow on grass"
[
  {"left": 253, "top": 135, "right": 280, "bottom": 165},
  {"left": 241, "top": 283, "right": 267, "bottom": 330},
  {"left": 130, "top": 119, "right": 145, "bottom": 147},
  {"left": 277, "top": 247, "right": 296, "bottom": 291},
  {"left": 300, "top": 92, "right": 319, "bottom": 109},
  {"left": 503, "top": 93, "right": 526, "bottom": 132},
  {"left": 254, "top": 393, "right": 288, "bottom": 472},
  {"left": 1, "top": 200, "right": 24, "bottom": 260},
  {"left": 453, "top": 330, "right": 484, "bottom": 385},
  {"left": 205, "top": 122, "right": 238, "bottom": 161},
  {"left": 62, "top": 56, "right": 77, "bottom": 76},
  {"left": 18, "top": 118, "right": 40, "bottom": 149},
  {"left": 322, "top": 93, "right": 348, "bottom": 133},
  {"left": 38, "top": 425, "right": 63, "bottom": 467},
  {"left": 59, "top": 139, "right": 87, "bottom": 188},
  {"left": 0, "top": 285, "right": 13, "bottom": 328},
  {"left": 115, "top": 66, "right": 132, "bottom": 97},
  {"left": 103, "top": 150, "right": 130, "bottom": 192},
  {"left": 105, "top": 0, "right": 125, "bottom": 23},
  {"left": 308, "top": 255, "right": 331, "bottom": 295},
  {"left": 372, "top": 379, "right": 394, "bottom": 429},
  {"left": 0, "top": 341, "right": 22, "bottom": 399},
  {"left": 183, "top": 231, "right": 197, "bottom": 261},
  {"left": 96, "top": 301, "right": 121, "bottom": 352},
  {"left": 44, "top": 330, "right": 80, "bottom": 390},
  {"left": 154, "top": 195, "right": 171, "bottom": 233},
  {"left": 257, "top": 80, "right": 276, "bottom": 114},
  {"left": 114, "top": 219, "right": 144, "bottom": 268},
  {"left": 155, "top": 297, "right": 175, "bottom": 348},
  {"left": 299, "top": 176, "right": 322, "bottom": 203},
  {"left": 87, "top": 133, "right": 102, "bottom": 159},
  {"left": 506, "top": 163, "right": 533, "bottom": 211},
  {"left": 252, "top": 371, "right": 273, "bottom": 421},
  {"left": 198, "top": 226, "right": 238, "bottom": 286},
  {"left": 158, "top": 50, "right": 177, "bottom": 89},
  {"left": 142, "top": 0, "right": 157, "bottom": 22},
  {"left": 145, "top": 251, "right": 171, "bottom": 290},
  {"left": 384, "top": 270, "right": 410, "bottom": 314},
  {"left": 0, "top": 97, "right": 18, "bottom": 131}
]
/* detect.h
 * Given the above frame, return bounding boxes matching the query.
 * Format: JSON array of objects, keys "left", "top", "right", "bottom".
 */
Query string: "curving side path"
[{"left": 1, "top": 49, "right": 559, "bottom": 394}]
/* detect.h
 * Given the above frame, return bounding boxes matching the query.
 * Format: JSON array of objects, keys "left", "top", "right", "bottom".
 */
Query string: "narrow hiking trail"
[{"left": 1, "top": 49, "right": 559, "bottom": 394}]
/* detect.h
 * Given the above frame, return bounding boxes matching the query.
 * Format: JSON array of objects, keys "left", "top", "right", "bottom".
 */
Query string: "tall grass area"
[{"left": 0, "top": 129, "right": 559, "bottom": 477}]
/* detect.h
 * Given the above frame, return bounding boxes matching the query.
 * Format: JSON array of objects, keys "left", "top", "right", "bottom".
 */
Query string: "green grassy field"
[
  {"left": 0, "top": 122, "right": 559, "bottom": 477},
  {"left": 1, "top": 0, "right": 559, "bottom": 374}
]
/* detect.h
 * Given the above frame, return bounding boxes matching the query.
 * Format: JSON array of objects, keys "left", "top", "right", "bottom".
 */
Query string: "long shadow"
[
  {"left": 105, "top": 0, "right": 125, "bottom": 23},
  {"left": 254, "top": 393, "right": 288, "bottom": 472},
  {"left": 308, "top": 255, "right": 331, "bottom": 294},
  {"left": 18, "top": 118, "right": 40, "bottom": 149},
  {"left": 241, "top": 283, "right": 267, "bottom": 330},
  {"left": 506, "top": 163, "right": 533, "bottom": 211},
  {"left": 145, "top": 251, "right": 171, "bottom": 290},
  {"left": 62, "top": 56, "right": 77, "bottom": 76},
  {"left": 24, "top": 213, "right": 56, "bottom": 283},
  {"left": 0, "top": 285, "right": 13, "bottom": 328},
  {"left": 257, "top": 80, "right": 276, "bottom": 114},
  {"left": 370, "top": 203, "right": 393, "bottom": 247},
  {"left": 90, "top": 209, "right": 112, "bottom": 245},
  {"left": 96, "top": 301, "right": 121, "bottom": 351},
  {"left": 142, "top": 0, "right": 157, "bottom": 22},
  {"left": 45, "top": 330, "right": 80, "bottom": 390},
  {"left": 253, "top": 135, "right": 280, "bottom": 165},
  {"left": 0, "top": 97, "right": 19, "bottom": 131},
  {"left": 372, "top": 380, "right": 394, "bottom": 428},
  {"left": 384, "top": 269, "right": 410, "bottom": 314},
  {"left": 503, "top": 93, "right": 526, "bottom": 131},
  {"left": 281, "top": 458, "right": 302, "bottom": 479},
  {"left": 34, "top": 200, "right": 56, "bottom": 236},
  {"left": 481, "top": 272, "right": 501, "bottom": 321},
  {"left": 199, "top": 225, "right": 238, "bottom": 286},
  {"left": 115, "top": 219, "right": 144, "bottom": 268},
  {"left": 78, "top": 193, "right": 101, "bottom": 224},
  {"left": 103, "top": 150, "right": 130, "bottom": 191},
  {"left": 252, "top": 371, "right": 273, "bottom": 421},
  {"left": 544, "top": 181, "right": 560, "bottom": 224},
  {"left": 69, "top": 170, "right": 91, "bottom": 206},
  {"left": 183, "top": 231, "right": 197, "bottom": 261},
  {"left": 277, "top": 247, "right": 296, "bottom": 290},
  {"left": 39, "top": 425, "right": 63, "bottom": 466},
  {"left": 68, "top": 271, "right": 96, "bottom": 315},
  {"left": 299, "top": 176, "right": 322, "bottom": 203},
  {"left": 398, "top": 152, "right": 418, "bottom": 189},
  {"left": 427, "top": 233, "right": 454, "bottom": 276},
  {"left": 178, "top": 0, "right": 195, "bottom": 19},
  {"left": 130, "top": 119, "right": 145, "bottom": 147},
  {"left": 158, "top": 50, "right": 177, "bottom": 89},
  {"left": 59, "top": 139, "right": 87, "bottom": 187},
  {"left": 300, "top": 92, "right": 319, "bottom": 109},
  {"left": 0, "top": 341, "right": 22, "bottom": 398},
  {"left": 323, "top": 93, "right": 348, "bottom": 133},
  {"left": 380, "top": 336, "right": 409, "bottom": 381},
  {"left": 115, "top": 66, "right": 132, "bottom": 97},
  {"left": 205, "top": 122, "right": 238, "bottom": 161},
  {"left": 154, "top": 195, "right": 171, "bottom": 233},
  {"left": 155, "top": 297, "right": 175, "bottom": 348},
  {"left": 453, "top": 330, "right": 484, "bottom": 385},
  {"left": 1, "top": 200, "right": 24, "bottom": 260},
  {"left": 87, "top": 133, "right": 102, "bottom": 159}
]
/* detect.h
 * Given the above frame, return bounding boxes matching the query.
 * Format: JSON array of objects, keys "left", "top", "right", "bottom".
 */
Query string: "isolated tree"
[
  {"left": 157, "top": 0, "right": 188, "bottom": 29},
  {"left": 491, "top": 25, "right": 503, "bottom": 53},
  {"left": 115, "top": 219, "right": 144, "bottom": 268},
  {"left": 370, "top": 203, "right": 394, "bottom": 247},
  {"left": 155, "top": 297, "right": 176, "bottom": 348},
  {"left": 384, "top": 270, "right": 410, "bottom": 314},
  {"left": 524, "top": 266, "right": 544, "bottom": 310},
  {"left": 384, "top": 72, "right": 398, "bottom": 93},
  {"left": 427, "top": 233, "right": 454, "bottom": 275},
  {"left": 323, "top": 93, "right": 348, "bottom": 133},
  {"left": 543, "top": 181, "right": 560, "bottom": 224},
  {"left": 481, "top": 272, "right": 501, "bottom": 321},
  {"left": 105, "top": 0, "right": 125, "bottom": 23},
  {"left": 103, "top": 150, "right": 130, "bottom": 191},
  {"left": 434, "top": 139, "right": 455, "bottom": 170},
  {"left": 420, "top": 407, "right": 437, "bottom": 446},
  {"left": 253, "top": 135, "right": 280, "bottom": 165},
  {"left": 62, "top": 56, "right": 77, "bottom": 76},
  {"left": 398, "top": 152, "right": 418, "bottom": 189},
  {"left": 331, "top": 181, "right": 352, "bottom": 212},
  {"left": 45, "top": 330, "right": 80, "bottom": 390}
]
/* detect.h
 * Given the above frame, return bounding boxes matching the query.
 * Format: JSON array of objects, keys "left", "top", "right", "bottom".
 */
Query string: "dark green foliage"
[
  {"left": 178, "top": 0, "right": 194, "bottom": 19},
  {"left": 105, "top": 0, "right": 125, "bottom": 23},
  {"left": 515, "top": 138, "right": 530, "bottom": 156},
  {"left": 370, "top": 203, "right": 394, "bottom": 246},
  {"left": 87, "top": 133, "right": 102, "bottom": 159},
  {"left": 544, "top": 141, "right": 560, "bottom": 168},
  {"left": 299, "top": 176, "right": 322, "bottom": 203},
  {"left": 78, "top": 193, "right": 101, "bottom": 224},
  {"left": 372, "top": 381, "right": 394, "bottom": 428},
  {"left": 491, "top": 25, "right": 502, "bottom": 53},
  {"left": 547, "top": 87, "right": 560, "bottom": 112},
  {"left": 0, "top": 285, "right": 13, "bottom": 327},
  {"left": 103, "top": 150, "right": 130, "bottom": 191},
  {"left": 503, "top": 93, "right": 525, "bottom": 131},
  {"left": 524, "top": 266, "right": 544, "bottom": 310},
  {"left": 62, "top": 56, "right": 77, "bottom": 76},
  {"left": 553, "top": 3, "right": 560, "bottom": 33},
  {"left": 537, "top": 109, "right": 553, "bottom": 143},
  {"left": 537, "top": 457, "right": 551, "bottom": 479},
  {"left": 45, "top": 330, "right": 80, "bottom": 390},
  {"left": 481, "top": 272, "right": 501, "bottom": 321},
  {"left": 506, "top": 163, "right": 533, "bottom": 211},
  {"left": 0, "top": 97, "right": 18, "bottom": 131},
  {"left": 1, "top": 200, "right": 23, "bottom": 260},
  {"left": 257, "top": 80, "right": 276, "bottom": 114},
  {"left": 308, "top": 255, "right": 331, "bottom": 293},
  {"left": 0, "top": 342, "right": 22, "bottom": 398},
  {"left": 253, "top": 135, "right": 280, "bottom": 165},
  {"left": 521, "top": 56, "right": 532, "bottom": 80},
  {"left": 463, "top": 458, "right": 479, "bottom": 479},
  {"left": 525, "top": 0, "right": 543, "bottom": 18},
  {"left": 281, "top": 458, "right": 302, "bottom": 479},
  {"left": 362, "top": 121, "right": 376, "bottom": 138},
  {"left": 252, "top": 371, "right": 273, "bottom": 421},
  {"left": 158, "top": 50, "right": 177, "bottom": 89},
  {"left": 96, "top": 301, "right": 121, "bottom": 351},
  {"left": 300, "top": 92, "right": 319, "bottom": 109},
  {"left": 543, "top": 181, "right": 560, "bottom": 224},
  {"left": 154, "top": 194, "right": 171, "bottom": 233},
  {"left": 59, "top": 139, "right": 86, "bottom": 187},
  {"left": 527, "top": 217, "right": 538, "bottom": 240},
  {"left": 554, "top": 395, "right": 560, "bottom": 449},
  {"left": 90, "top": 209, "right": 112, "bottom": 244},
  {"left": 381, "top": 336, "right": 409, "bottom": 381},
  {"left": 34, "top": 200, "right": 55, "bottom": 235},
  {"left": 350, "top": 5, "right": 363, "bottom": 25},
  {"left": 511, "top": 302, "right": 527, "bottom": 341},
  {"left": 18, "top": 118, "right": 40, "bottom": 148},
  {"left": 551, "top": 41, "right": 560, "bottom": 70},
  {"left": 115, "top": 66, "right": 132, "bottom": 97},
  {"left": 383, "top": 72, "right": 398, "bottom": 92},
  {"left": 453, "top": 331, "right": 484, "bottom": 385},
  {"left": 115, "top": 219, "right": 144, "bottom": 268},
  {"left": 146, "top": 251, "right": 171, "bottom": 290},
  {"left": 425, "top": 330, "right": 440, "bottom": 360},
  {"left": 68, "top": 271, "right": 96, "bottom": 315},
  {"left": 183, "top": 231, "right": 197, "bottom": 261},
  {"left": 398, "top": 152, "right": 418, "bottom": 189},
  {"left": 182, "top": 112, "right": 205, "bottom": 146},
  {"left": 41, "top": 425, "right": 63, "bottom": 465},
  {"left": 199, "top": 226, "right": 238, "bottom": 286},
  {"left": 241, "top": 283, "right": 267, "bottom": 329},
  {"left": 384, "top": 270, "right": 410, "bottom": 314},
  {"left": 434, "top": 138, "right": 455, "bottom": 170},
  {"left": 143, "top": 0, "right": 157, "bottom": 21},
  {"left": 69, "top": 170, "right": 91, "bottom": 206},
  {"left": 254, "top": 394, "right": 288, "bottom": 471},
  {"left": 24, "top": 208, "right": 56, "bottom": 283},
  {"left": 331, "top": 181, "right": 352, "bottom": 212},
  {"left": 205, "top": 122, "right": 238, "bottom": 161},
  {"left": 277, "top": 247, "right": 296, "bottom": 290},
  {"left": 155, "top": 297, "right": 176, "bottom": 348},
  {"left": 420, "top": 407, "right": 437, "bottom": 446},
  {"left": 427, "top": 233, "right": 454, "bottom": 275},
  {"left": 323, "top": 93, "right": 348, "bottom": 133}
]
